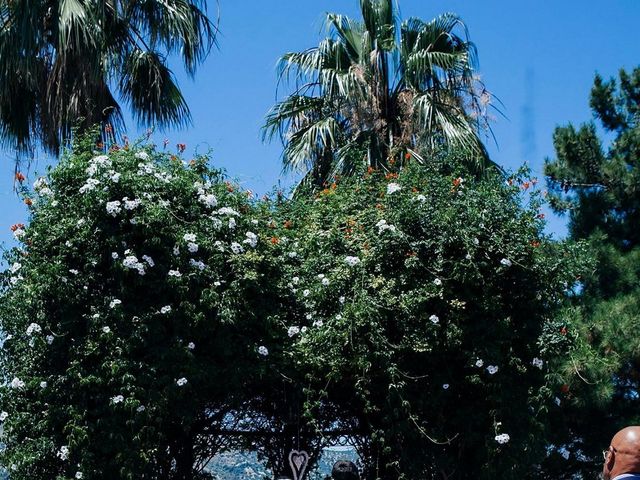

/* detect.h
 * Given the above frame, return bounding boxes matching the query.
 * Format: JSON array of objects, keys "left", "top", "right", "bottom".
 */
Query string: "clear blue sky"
[{"left": 1, "top": 0, "right": 639, "bottom": 248}]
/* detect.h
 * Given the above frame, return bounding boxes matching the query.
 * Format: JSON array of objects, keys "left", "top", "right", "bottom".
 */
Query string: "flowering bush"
[
  {"left": 0, "top": 135, "right": 289, "bottom": 479},
  {"left": 268, "top": 159, "right": 585, "bottom": 479},
  {"left": 0, "top": 136, "right": 585, "bottom": 479}
]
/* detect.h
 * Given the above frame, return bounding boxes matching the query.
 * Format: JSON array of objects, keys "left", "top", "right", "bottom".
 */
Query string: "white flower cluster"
[
  {"left": 34, "top": 177, "right": 53, "bottom": 196},
  {"left": 176, "top": 377, "right": 188, "bottom": 387},
  {"left": 375, "top": 219, "right": 396, "bottom": 234},
  {"left": 287, "top": 326, "right": 300, "bottom": 337},
  {"left": 532, "top": 357, "right": 544, "bottom": 369},
  {"left": 344, "top": 256, "right": 360, "bottom": 267},
  {"left": 79, "top": 178, "right": 100, "bottom": 194},
  {"left": 500, "top": 258, "right": 512, "bottom": 267},
  {"left": 0, "top": 411, "right": 8, "bottom": 421},
  {"left": 387, "top": 183, "right": 402, "bottom": 194},
  {"left": 495, "top": 433, "right": 510, "bottom": 444},
  {"left": 111, "top": 395, "right": 124, "bottom": 404},
  {"left": 106, "top": 201, "right": 121, "bottom": 217},
  {"left": 486, "top": 365, "right": 499, "bottom": 375},
  {"left": 429, "top": 315, "right": 440, "bottom": 324},
  {"left": 189, "top": 259, "right": 206, "bottom": 271},
  {"left": 243, "top": 231, "right": 258, "bottom": 248},
  {"left": 257, "top": 345, "right": 269, "bottom": 356},
  {"left": 10, "top": 377, "right": 25, "bottom": 389},
  {"left": 56, "top": 445, "right": 69, "bottom": 460},
  {"left": 109, "top": 299, "right": 122, "bottom": 309},
  {"left": 26, "top": 322, "right": 42, "bottom": 336},
  {"left": 122, "top": 255, "right": 146, "bottom": 275}
]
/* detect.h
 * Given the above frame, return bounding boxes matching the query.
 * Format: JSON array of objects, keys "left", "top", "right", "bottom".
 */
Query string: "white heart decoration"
[{"left": 288, "top": 449, "right": 310, "bottom": 480}]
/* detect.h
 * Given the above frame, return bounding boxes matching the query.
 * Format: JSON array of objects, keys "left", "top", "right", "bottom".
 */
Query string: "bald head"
[{"left": 603, "top": 426, "right": 640, "bottom": 480}]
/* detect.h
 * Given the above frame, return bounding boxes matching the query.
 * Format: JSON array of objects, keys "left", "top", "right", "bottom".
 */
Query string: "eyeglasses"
[{"left": 603, "top": 446, "right": 617, "bottom": 461}]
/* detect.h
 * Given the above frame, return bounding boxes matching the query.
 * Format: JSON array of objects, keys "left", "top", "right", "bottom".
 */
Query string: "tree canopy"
[
  {"left": 263, "top": 0, "right": 494, "bottom": 190},
  {"left": 0, "top": 0, "right": 217, "bottom": 155}
]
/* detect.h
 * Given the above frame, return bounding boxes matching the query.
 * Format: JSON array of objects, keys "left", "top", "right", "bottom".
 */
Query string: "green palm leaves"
[
  {"left": 0, "top": 0, "right": 217, "bottom": 154},
  {"left": 264, "top": 0, "right": 492, "bottom": 189}
]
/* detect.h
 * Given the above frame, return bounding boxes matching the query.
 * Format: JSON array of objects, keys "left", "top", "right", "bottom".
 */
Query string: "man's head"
[{"left": 603, "top": 426, "right": 640, "bottom": 480}]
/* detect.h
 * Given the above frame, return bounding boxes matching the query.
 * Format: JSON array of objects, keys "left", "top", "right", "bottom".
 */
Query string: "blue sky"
[{"left": 1, "top": 0, "right": 639, "bottom": 248}]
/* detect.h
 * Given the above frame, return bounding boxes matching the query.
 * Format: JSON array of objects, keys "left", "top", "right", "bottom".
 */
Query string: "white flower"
[
  {"left": 26, "top": 322, "right": 42, "bottom": 335},
  {"left": 199, "top": 193, "right": 218, "bottom": 208},
  {"left": 217, "top": 207, "right": 240, "bottom": 216},
  {"left": 560, "top": 448, "right": 570, "bottom": 460},
  {"left": 313, "top": 319, "right": 324, "bottom": 327},
  {"left": 136, "top": 405, "right": 146, "bottom": 412},
  {"left": 106, "top": 200, "right": 122, "bottom": 216},
  {"left": 189, "top": 259, "right": 206, "bottom": 271},
  {"left": 292, "top": 277, "right": 300, "bottom": 285},
  {"left": 228, "top": 217, "right": 237, "bottom": 230},
  {"left": 251, "top": 219, "right": 259, "bottom": 225},
  {"left": 486, "top": 365, "right": 499, "bottom": 375},
  {"left": 123, "top": 255, "right": 140, "bottom": 269},
  {"left": 322, "top": 277, "right": 330, "bottom": 286},
  {"left": 187, "top": 242, "right": 199, "bottom": 253},
  {"left": 257, "top": 345, "right": 269, "bottom": 356},
  {"left": 0, "top": 411, "right": 8, "bottom": 421},
  {"left": 532, "top": 357, "right": 544, "bottom": 369},
  {"left": 13, "top": 228, "right": 26, "bottom": 240},
  {"left": 387, "top": 183, "right": 402, "bottom": 194},
  {"left": 442, "top": 384, "right": 450, "bottom": 390},
  {"left": 288, "top": 251, "right": 298, "bottom": 258},
  {"left": 344, "top": 256, "right": 360, "bottom": 267},
  {"left": 168, "top": 269, "right": 182, "bottom": 277},
  {"left": 554, "top": 397, "right": 561, "bottom": 406},
  {"left": 109, "top": 299, "right": 122, "bottom": 309},
  {"left": 75, "top": 472, "right": 83, "bottom": 479},
  {"left": 102, "top": 326, "right": 111, "bottom": 334},
  {"left": 57, "top": 446, "right": 69, "bottom": 460},
  {"left": 183, "top": 233, "right": 196, "bottom": 242},
  {"left": 287, "top": 326, "right": 300, "bottom": 337},
  {"left": 111, "top": 395, "right": 124, "bottom": 404},
  {"left": 134, "top": 151, "right": 149, "bottom": 160},
  {"left": 500, "top": 258, "right": 512, "bottom": 267},
  {"left": 176, "top": 377, "right": 188, "bottom": 387},
  {"left": 111, "top": 252, "right": 119, "bottom": 259},
  {"left": 230, "top": 242, "right": 244, "bottom": 254},
  {"left": 40, "top": 381, "right": 47, "bottom": 388},
  {"left": 92, "top": 154, "right": 110, "bottom": 166},
  {"left": 187, "top": 342, "right": 195, "bottom": 350},
  {"left": 415, "top": 194, "right": 426, "bottom": 202},
  {"left": 211, "top": 217, "right": 223, "bottom": 230},
  {"left": 9, "top": 276, "right": 22, "bottom": 285},
  {"left": 475, "top": 359, "right": 484, "bottom": 367},
  {"left": 243, "top": 231, "right": 258, "bottom": 248},
  {"left": 375, "top": 219, "right": 396, "bottom": 234},
  {"left": 69, "top": 269, "right": 79, "bottom": 275},
  {"left": 495, "top": 433, "right": 510, "bottom": 444},
  {"left": 429, "top": 315, "right": 440, "bottom": 324},
  {"left": 124, "top": 198, "right": 141, "bottom": 210},
  {"left": 10, "top": 378, "right": 24, "bottom": 389},
  {"left": 433, "top": 278, "right": 442, "bottom": 286},
  {"left": 339, "top": 296, "right": 346, "bottom": 304},
  {"left": 109, "top": 171, "right": 121, "bottom": 183},
  {"left": 160, "top": 305, "right": 172, "bottom": 314},
  {"left": 9, "top": 262, "right": 21, "bottom": 273},
  {"left": 302, "top": 289, "right": 310, "bottom": 297},
  {"left": 173, "top": 245, "right": 180, "bottom": 256},
  {"left": 33, "top": 177, "right": 48, "bottom": 191},
  {"left": 46, "top": 335, "right": 54, "bottom": 344},
  {"left": 79, "top": 178, "right": 100, "bottom": 193},
  {"left": 142, "top": 255, "right": 155, "bottom": 267}
]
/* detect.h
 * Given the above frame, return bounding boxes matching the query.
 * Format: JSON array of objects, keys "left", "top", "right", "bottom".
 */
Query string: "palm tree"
[
  {"left": 264, "top": 0, "right": 494, "bottom": 190},
  {"left": 0, "top": 0, "right": 217, "bottom": 155}
]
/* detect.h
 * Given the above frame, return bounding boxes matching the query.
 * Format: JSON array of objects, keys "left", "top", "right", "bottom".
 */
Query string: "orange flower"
[
  {"left": 536, "top": 213, "right": 545, "bottom": 219},
  {"left": 411, "top": 187, "right": 418, "bottom": 193},
  {"left": 270, "top": 237, "right": 279, "bottom": 245},
  {"left": 385, "top": 172, "right": 398, "bottom": 180},
  {"left": 96, "top": 142, "right": 104, "bottom": 149},
  {"left": 530, "top": 240, "right": 541, "bottom": 248},
  {"left": 177, "top": 143, "right": 187, "bottom": 153},
  {"left": 560, "top": 326, "right": 568, "bottom": 336},
  {"left": 330, "top": 182, "right": 337, "bottom": 190},
  {"left": 15, "top": 172, "right": 25, "bottom": 182},
  {"left": 561, "top": 384, "right": 570, "bottom": 394},
  {"left": 225, "top": 181, "right": 234, "bottom": 192},
  {"left": 522, "top": 182, "right": 530, "bottom": 190},
  {"left": 405, "top": 152, "right": 411, "bottom": 160},
  {"left": 24, "top": 198, "right": 33, "bottom": 206},
  {"left": 10, "top": 223, "right": 25, "bottom": 232},
  {"left": 452, "top": 177, "right": 462, "bottom": 188},
  {"left": 389, "top": 158, "right": 396, "bottom": 166},
  {"left": 367, "top": 166, "right": 375, "bottom": 174},
  {"left": 284, "top": 220, "right": 293, "bottom": 229}
]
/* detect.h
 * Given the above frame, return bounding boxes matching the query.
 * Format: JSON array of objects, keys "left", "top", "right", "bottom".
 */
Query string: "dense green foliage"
[
  {"left": 263, "top": 0, "right": 493, "bottom": 190},
  {"left": 0, "top": 0, "right": 216, "bottom": 154},
  {"left": 543, "top": 67, "right": 640, "bottom": 478},
  {"left": 271, "top": 158, "right": 583, "bottom": 479},
  {"left": 0, "top": 136, "right": 584, "bottom": 479},
  {"left": 0, "top": 136, "right": 289, "bottom": 479}
]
